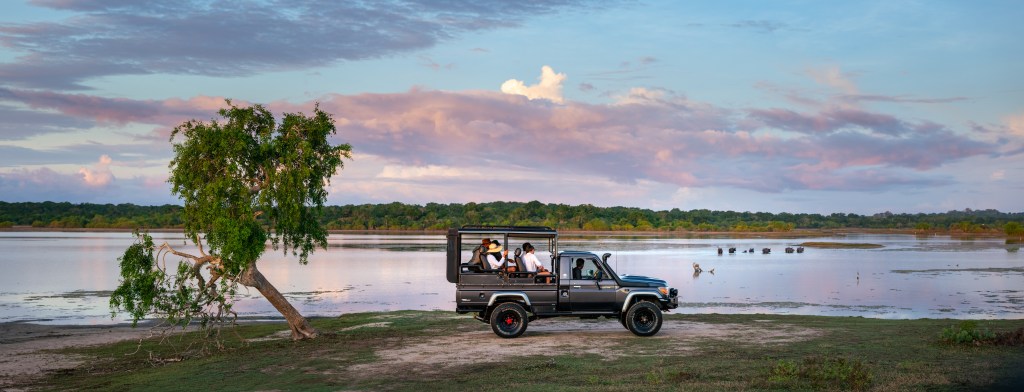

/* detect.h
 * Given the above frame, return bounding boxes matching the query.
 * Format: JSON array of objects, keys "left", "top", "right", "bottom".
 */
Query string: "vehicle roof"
[
  {"left": 457, "top": 225, "right": 557, "bottom": 237},
  {"left": 558, "top": 251, "right": 598, "bottom": 257}
]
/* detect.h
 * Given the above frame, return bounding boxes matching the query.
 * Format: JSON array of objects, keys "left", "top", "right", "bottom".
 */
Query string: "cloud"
[
  {"left": 377, "top": 164, "right": 472, "bottom": 180},
  {"left": 0, "top": 104, "right": 94, "bottom": 140},
  {"left": 290, "top": 86, "right": 993, "bottom": 192},
  {"left": 0, "top": 166, "right": 172, "bottom": 203},
  {"left": 806, "top": 66, "right": 859, "bottom": 95},
  {"left": 729, "top": 20, "right": 791, "bottom": 33},
  {"left": 78, "top": 154, "right": 114, "bottom": 187},
  {"left": 417, "top": 55, "right": 455, "bottom": 71},
  {"left": 1007, "top": 112, "right": 1024, "bottom": 137},
  {"left": 0, "top": 74, "right": 1002, "bottom": 198},
  {"left": 840, "top": 94, "right": 968, "bottom": 104},
  {"left": 747, "top": 107, "right": 941, "bottom": 136},
  {"left": 0, "top": 87, "right": 230, "bottom": 126},
  {"left": 0, "top": 1, "right": 589, "bottom": 89},
  {"left": 501, "top": 65, "right": 567, "bottom": 103}
]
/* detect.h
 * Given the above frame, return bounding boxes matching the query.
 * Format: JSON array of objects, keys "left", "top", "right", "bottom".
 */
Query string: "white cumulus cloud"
[
  {"left": 501, "top": 65, "right": 566, "bottom": 103},
  {"left": 78, "top": 155, "right": 114, "bottom": 187}
]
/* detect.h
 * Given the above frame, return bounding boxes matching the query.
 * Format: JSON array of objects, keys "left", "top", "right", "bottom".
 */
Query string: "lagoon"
[{"left": 0, "top": 231, "right": 1020, "bottom": 325}]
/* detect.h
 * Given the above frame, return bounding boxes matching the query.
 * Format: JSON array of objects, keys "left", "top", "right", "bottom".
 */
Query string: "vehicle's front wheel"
[
  {"left": 625, "top": 301, "right": 662, "bottom": 337},
  {"left": 490, "top": 302, "right": 529, "bottom": 338}
]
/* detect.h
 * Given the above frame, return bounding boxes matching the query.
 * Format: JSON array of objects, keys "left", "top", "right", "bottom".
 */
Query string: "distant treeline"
[{"left": 1, "top": 201, "right": 1023, "bottom": 234}]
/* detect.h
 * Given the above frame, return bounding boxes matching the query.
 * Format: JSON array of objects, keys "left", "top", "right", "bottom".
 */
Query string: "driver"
[{"left": 572, "top": 258, "right": 585, "bottom": 279}]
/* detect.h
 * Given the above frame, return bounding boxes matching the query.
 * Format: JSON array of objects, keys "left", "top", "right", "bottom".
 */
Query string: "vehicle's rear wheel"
[
  {"left": 490, "top": 302, "right": 529, "bottom": 338},
  {"left": 625, "top": 301, "right": 662, "bottom": 337}
]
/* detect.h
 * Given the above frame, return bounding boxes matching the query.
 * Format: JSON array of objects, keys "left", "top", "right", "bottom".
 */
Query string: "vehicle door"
[{"left": 567, "top": 256, "right": 618, "bottom": 311}]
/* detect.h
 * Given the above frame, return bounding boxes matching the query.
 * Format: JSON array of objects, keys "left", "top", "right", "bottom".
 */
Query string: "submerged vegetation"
[
  {"left": 798, "top": 242, "right": 884, "bottom": 249},
  {"left": 1, "top": 201, "right": 1022, "bottom": 233}
]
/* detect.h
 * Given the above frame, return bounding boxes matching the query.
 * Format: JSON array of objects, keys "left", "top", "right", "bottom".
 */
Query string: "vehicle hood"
[{"left": 617, "top": 274, "right": 667, "bottom": 287}]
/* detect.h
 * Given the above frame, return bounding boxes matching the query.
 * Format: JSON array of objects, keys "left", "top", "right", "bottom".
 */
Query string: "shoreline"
[{"left": 0, "top": 226, "right": 1008, "bottom": 238}]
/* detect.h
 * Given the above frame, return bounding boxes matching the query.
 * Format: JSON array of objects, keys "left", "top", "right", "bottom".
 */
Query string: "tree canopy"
[
  {"left": 109, "top": 101, "right": 351, "bottom": 340},
  {"left": 3, "top": 201, "right": 1022, "bottom": 234}
]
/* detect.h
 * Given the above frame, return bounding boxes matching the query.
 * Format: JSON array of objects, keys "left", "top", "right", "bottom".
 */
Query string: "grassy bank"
[{"left": 19, "top": 312, "right": 1024, "bottom": 391}]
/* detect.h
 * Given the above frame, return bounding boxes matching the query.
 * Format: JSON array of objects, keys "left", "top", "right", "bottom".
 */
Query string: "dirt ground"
[
  {"left": 0, "top": 322, "right": 156, "bottom": 390},
  {"left": 0, "top": 317, "right": 822, "bottom": 389},
  {"left": 347, "top": 315, "right": 821, "bottom": 375}
]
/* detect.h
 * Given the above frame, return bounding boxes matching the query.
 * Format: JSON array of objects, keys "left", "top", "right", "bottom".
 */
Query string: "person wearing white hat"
[{"left": 485, "top": 240, "right": 511, "bottom": 271}]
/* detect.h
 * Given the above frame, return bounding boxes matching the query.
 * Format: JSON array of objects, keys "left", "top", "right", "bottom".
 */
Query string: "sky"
[{"left": 0, "top": 0, "right": 1021, "bottom": 214}]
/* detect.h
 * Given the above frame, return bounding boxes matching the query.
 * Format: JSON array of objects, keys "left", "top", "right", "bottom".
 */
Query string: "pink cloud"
[
  {"left": 290, "top": 88, "right": 992, "bottom": 191},
  {"left": 0, "top": 85, "right": 1000, "bottom": 195},
  {"left": 78, "top": 154, "right": 114, "bottom": 187},
  {"left": 0, "top": 87, "right": 232, "bottom": 126}
]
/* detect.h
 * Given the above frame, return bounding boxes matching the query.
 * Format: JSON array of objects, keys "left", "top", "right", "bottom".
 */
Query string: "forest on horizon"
[{"left": 1, "top": 201, "right": 1022, "bottom": 234}]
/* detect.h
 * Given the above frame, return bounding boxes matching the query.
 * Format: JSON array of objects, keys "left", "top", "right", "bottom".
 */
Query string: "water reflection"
[{"left": 0, "top": 232, "right": 1021, "bottom": 324}]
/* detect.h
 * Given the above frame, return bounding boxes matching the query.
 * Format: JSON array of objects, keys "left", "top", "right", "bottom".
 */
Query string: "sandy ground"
[
  {"left": 0, "top": 322, "right": 157, "bottom": 390},
  {"left": 347, "top": 316, "right": 822, "bottom": 376},
  {"left": 0, "top": 317, "right": 822, "bottom": 389}
]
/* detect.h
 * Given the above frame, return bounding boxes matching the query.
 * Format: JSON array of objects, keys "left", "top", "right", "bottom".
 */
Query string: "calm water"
[{"left": 0, "top": 232, "right": 1021, "bottom": 325}]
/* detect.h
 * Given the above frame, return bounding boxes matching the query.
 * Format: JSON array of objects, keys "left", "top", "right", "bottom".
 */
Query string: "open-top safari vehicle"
[{"left": 447, "top": 226, "right": 679, "bottom": 338}]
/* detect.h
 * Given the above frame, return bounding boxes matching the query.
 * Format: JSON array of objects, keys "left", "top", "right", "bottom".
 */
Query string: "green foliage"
[
  {"left": 108, "top": 101, "right": 350, "bottom": 332},
  {"left": 0, "top": 220, "right": 13, "bottom": 228},
  {"left": 109, "top": 233, "right": 162, "bottom": 326},
  {"left": 940, "top": 320, "right": 996, "bottom": 345},
  {"left": 168, "top": 100, "right": 351, "bottom": 269},
  {"left": 1006, "top": 221, "right": 1024, "bottom": 238},
  {"left": 2, "top": 201, "right": 1023, "bottom": 233},
  {"left": 109, "top": 232, "right": 235, "bottom": 329},
  {"left": 762, "top": 356, "right": 873, "bottom": 390},
  {"left": 582, "top": 218, "right": 610, "bottom": 231}
]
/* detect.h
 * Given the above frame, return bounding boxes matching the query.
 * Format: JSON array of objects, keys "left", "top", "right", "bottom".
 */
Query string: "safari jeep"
[{"left": 446, "top": 226, "right": 679, "bottom": 338}]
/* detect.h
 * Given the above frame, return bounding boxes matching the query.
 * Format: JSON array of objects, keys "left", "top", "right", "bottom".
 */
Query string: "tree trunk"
[{"left": 238, "top": 262, "right": 319, "bottom": 340}]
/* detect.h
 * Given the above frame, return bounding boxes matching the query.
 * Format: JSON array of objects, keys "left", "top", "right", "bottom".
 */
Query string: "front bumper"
[{"left": 666, "top": 288, "right": 679, "bottom": 309}]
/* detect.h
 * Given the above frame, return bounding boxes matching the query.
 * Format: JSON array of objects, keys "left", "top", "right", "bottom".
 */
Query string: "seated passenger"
[
  {"left": 572, "top": 258, "right": 585, "bottom": 279},
  {"left": 485, "top": 240, "right": 513, "bottom": 272},
  {"left": 521, "top": 242, "right": 552, "bottom": 283},
  {"left": 468, "top": 238, "right": 490, "bottom": 267}
]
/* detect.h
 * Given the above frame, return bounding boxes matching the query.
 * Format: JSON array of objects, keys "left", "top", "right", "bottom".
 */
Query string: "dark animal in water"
[
  {"left": 796, "top": 247, "right": 804, "bottom": 253},
  {"left": 728, "top": 247, "right": 736, "bottom": 254},
  {"left": 762, "top": 248, "right": 771, "bottom": 254},
  {"left": 717, "top": 247, "right": 723, "bottom": 255},
  {"left": 785, "top": 247, "right": 795, "bottom": 253}
]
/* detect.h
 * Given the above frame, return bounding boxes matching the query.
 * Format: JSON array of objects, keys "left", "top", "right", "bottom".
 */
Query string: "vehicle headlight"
[{"left": 658, "top": 287, "right": 668, "bottom": 296}]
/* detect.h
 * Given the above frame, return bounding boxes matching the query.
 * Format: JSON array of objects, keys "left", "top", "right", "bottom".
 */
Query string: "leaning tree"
[{"left": 110, "top": 101, "right": 351, "bottom": 340}]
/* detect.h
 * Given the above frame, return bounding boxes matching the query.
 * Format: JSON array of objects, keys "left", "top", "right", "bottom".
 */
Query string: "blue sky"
[{"left": 0, "top": 0, "right": 1021, "bottom": 214}]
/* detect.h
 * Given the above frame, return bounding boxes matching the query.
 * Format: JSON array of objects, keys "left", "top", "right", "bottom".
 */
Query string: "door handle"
[{"left": 572, "top": 285, "right": 581, "bottom": 288}]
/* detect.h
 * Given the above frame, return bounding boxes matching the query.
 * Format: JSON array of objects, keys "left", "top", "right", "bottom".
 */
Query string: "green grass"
[{"left": 19, "top": 312, "right": 1024, "bottom": 391}]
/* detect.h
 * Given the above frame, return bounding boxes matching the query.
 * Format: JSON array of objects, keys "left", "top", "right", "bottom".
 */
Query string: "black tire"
[
  {"left": 490, "top": 302, "right": 529, "bottom": 338},
  {"left": 625, "top": 301, "right": 662, "bottom": 337}
]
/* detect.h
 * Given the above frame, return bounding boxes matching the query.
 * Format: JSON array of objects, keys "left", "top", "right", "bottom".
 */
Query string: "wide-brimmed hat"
[{"left": 487, "top": 241, "right": 503, "bottom": 253}]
